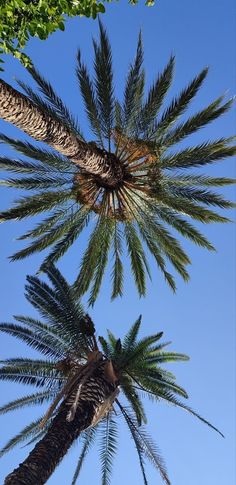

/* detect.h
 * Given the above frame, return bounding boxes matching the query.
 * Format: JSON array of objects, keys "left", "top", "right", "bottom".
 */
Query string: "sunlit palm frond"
[
  {"left": 0, "top": 416, "right": 45, "bottom": 457},
  {"left": 71, "top": 427, "right": 98, "bottom": 485}
]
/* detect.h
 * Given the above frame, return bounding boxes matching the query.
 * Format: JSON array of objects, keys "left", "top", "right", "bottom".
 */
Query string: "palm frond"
[
  {"left": 0, "top": 390, "right": 54, "bottom": 415},
  {"left": 99, "top": 414, "right": 118, "bottom": 485},
  {"left": 0, "top": 190, "right": 72, "bottom": 222},
  {"left": 42, "top": 209, "right": 91, "bottom": 267},
  {"left": 138, "top": 221, "right": 177, "bottom": 291},
  {"left": 25, "top": 66, "right": 84, "bottom": 139},
  {"left": 155, "top": 67, "right": 209, "bottom": 137},
  {"left": 163, "top": 95, "right": 234, "bottom": 147},
  {"left": 71, "top": 427, "right": 98, "bottom": 485},
  {"left": 117, "top": 403, "right": 170, "bottom": 485},
  {"left": 146, "top": 352, "right": 189, "bottom": 365},
  {"left": 93, "top": 20, "right": 114, "bottom": 148},
  {"left": 0, "top": 323, "right": 62, "bottom": 358},
  {"left": 0, "top": 364, "right": 61, "bottom": 388},
  {"left": 165, "top": 173, "right": 236, "bottom": 187},
  {"left": 74, "top": 216, "right": 114, "bottom": 300},
  {"left": 159, "top": 195, "right": 231, "bottom": 223},
  {"left": 117, "top": 402, "right": 148, "bottom": 484},
  {"left": 0, "top": 157, "right": 44, "bottom": 174},
  {"left": 17, "top": 209, "right": 69, "bottom": 240},
  {"left": 0, "top": 174, "right": 70, "bottom": 191},
  {"left": 14, "top": 315, "right": 69, "bottom": 352},
  {"left": 161, "top": 185, "right": 234, "bottom": 209},
  {"left": 122, "top": 380, "right": 147, "bottom": 426},
  {"left": 161, "top": 138, "right": 236, "bottom": 169},
  {"left": 111, "top": 223, "right": 124, "bottom": 299},
  {"left": 0, "top": 134, "right": 73, "bottom": 171},
  {"left": 142, "top": 386, "right": 224, "bottom": 437},
  {"left": 123, "top": 32, "right": 144, "bottom": 134},
  {"left": 138, "top": 214, "right": 190, "bottom": 281},
  {"left": 88, "top": 219, "right": 115, "bottom": 306},
  {"left": 0, "top": 416, "right": 44, "bottom": 457},
  {"left": 124, "top": 222, "right": 150, "bottom": 296},
  {"left": 123, "top": 315, "right": 142, "bottom": 351},
  {"left": 140, "top": 55, "right": 175, "bottom": 136},
  {"left": 10, "top": 210, "right": 85, "bottom": 261},
  {"left": 24, "top": 272, "right": 93, "bottom": 352},
  {"left": 156, "top": 207, "right": 215, "bottom": 250},
  {"left": 76, "top": 51, "right": 103, "bottom": 146}
]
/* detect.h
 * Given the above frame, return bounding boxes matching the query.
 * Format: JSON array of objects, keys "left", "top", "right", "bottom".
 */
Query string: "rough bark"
[
  {"left": 0, "top": 79, "right": 124, "bottom": 187},
  {"left": 4, "top": 372, "right": 116, "bottom": 485}
]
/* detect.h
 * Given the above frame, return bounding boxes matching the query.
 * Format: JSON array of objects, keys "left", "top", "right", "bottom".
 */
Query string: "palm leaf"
[
  {"left": 124, "top": 222, "right": 150, "bottom": 296},
  {"left": 74, "top": 216, "right": 114, "bottom": 299},
  {"left": 17, "top": 209, "right": 69, "bottom": 240},
  {"left": 99, "top": 414, "right": 118, "bottom": 485},
  {"left": 76, "top": 51, "right": 103, "bottom": 146},
  {"left": 0, "top": 323, "right": 62, "bottom": 358},
  {"left": 25, "top": 66, "right": 84, "bottom": 138},
  {"left": 0, "top": 190, "right": 72, "bottom": 222},
  {"left": 138, "top": 221, "right": 177, "bottom": 291},
  {"left": 88, "top": 219, "right": 115, "bottom": 306},
  {"left": 0, "top": 134, "right": 73, "bottom": 171},
  {"left": 140, "top": 55, "right": 175, "bottom": 135},
  {"left": 42, "top": 209, "right": 91, "bottom": 267},
  {"left": 156, "top": 207, "right": 215, "bottom": 250},
  {"left": 161, "top": 138, "right": 236, "bottom": 169},
  {"left": 165, "top": 173, "right": 236, "bottom": 187},
  {"left": 93, "top": 20, "right": 114, "bottom": 147},
  {"left": 122, "top": 380, "right": 147, "bottom": 426},
  {"left": 111, "top": 223, "right": 124, "bottom": 299},
  {"left": 0, "top": 390, "right": 54, "bottom": 415},
  {"left": 117, "top": 403, "right": 170, "bottom": 485},
  {"left": 10, "top": 210, "right": 85, "bottom": 261},
  {"left": 155, "top": 67, "right": 209, "bottom": 137},
  {"left": 123, "top": 315, "right": 142, "bottom": 351},
  {"left": 0, "top": 174, "right": 70, "bottom": 191},
  {"left": 163, "top": 95, "right": 234, "bottom": 147},
  {"left": 123, "top": 32, "right": 144, "bottom": 134},
  {"left": 0, "top": 416, "right": 44, "bottom": 457},
  {"left": 71, "top": 427, "right": 98, "bottom": 485}
]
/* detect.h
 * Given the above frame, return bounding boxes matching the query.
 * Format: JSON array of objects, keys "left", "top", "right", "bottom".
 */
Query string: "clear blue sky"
[{"left": 0, "top": 0, "right": 235, "bottom": 483}]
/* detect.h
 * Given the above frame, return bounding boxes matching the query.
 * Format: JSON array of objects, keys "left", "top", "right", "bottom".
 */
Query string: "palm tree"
[
  {"left": 0, "top": 265, "right": 222, "bottom": 485},
  {"left": 0, "top": 22, "right": 235, "bottom": 303}
]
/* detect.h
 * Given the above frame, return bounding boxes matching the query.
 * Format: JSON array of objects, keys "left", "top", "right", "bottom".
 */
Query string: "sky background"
[{"left": 0, "top": 0, "right": 235, "bottom": 483}]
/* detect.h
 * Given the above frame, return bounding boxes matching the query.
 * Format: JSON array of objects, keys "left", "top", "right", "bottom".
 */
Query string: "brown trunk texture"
[
  {"left": 4, "top": 372, "right": 116, "bottom": 485},
  {"left": 0, "top": 79, "right": 123, "bottom": 187}
]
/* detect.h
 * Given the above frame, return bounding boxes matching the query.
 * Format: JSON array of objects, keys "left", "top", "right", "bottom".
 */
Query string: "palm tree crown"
[
  {"left": 0, "top": 265, "right": 222, "bottom": 484},
  {"left": 0, "top": 22, "right": 235, "bottom": 303}
]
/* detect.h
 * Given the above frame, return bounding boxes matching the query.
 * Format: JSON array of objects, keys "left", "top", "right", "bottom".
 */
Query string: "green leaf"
[
  {"left": 99, "top": 414, "right": 118, "bottom": 485},
  {"left": 71, "top": 428, "right": 98, "bottom": 485}
]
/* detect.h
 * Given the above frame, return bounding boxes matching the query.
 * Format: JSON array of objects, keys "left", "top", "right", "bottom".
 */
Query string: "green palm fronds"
[
  {"left": 0, "top": 266, "right": 222, "bottom": 484},
  {"left": 0, "top": 22, "right": 235, "bottom": 302}
]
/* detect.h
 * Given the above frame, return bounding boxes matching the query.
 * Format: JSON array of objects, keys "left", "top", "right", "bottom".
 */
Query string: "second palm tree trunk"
[{"left": 4, "top": 373, "right": 116, "bottom": 485}]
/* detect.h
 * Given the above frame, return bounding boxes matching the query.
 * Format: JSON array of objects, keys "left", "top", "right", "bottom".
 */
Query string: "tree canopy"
[
  {"left": 0, "top": 265, "right": 222, "bottom": 484},
  {"left": 0, "top": 0, "right": 154, "bottom": 69},
  {"left": 0, "top": 23, "right": 235, "bottom": 303}
]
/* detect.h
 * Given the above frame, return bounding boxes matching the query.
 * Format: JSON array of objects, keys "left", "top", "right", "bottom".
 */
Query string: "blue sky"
[{"left": 0, "top": 0, "right": 235, "bottom": 483}]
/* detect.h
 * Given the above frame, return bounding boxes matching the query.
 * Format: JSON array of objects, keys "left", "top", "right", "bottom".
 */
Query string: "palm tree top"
[
  {"left": 0, "top": 265, "right": 223, "bottom": 484},
  {"left": 0, "top": 21, "right": 235, "bottom": 303}
]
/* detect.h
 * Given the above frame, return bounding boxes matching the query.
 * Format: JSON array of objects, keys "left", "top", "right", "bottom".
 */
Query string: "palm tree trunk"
[
  {"left": 0, "top": 79, "right": 123, "bottom": 187},
  {"left": 4, "top": 374, "right": 116, "bottom": 485}
]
